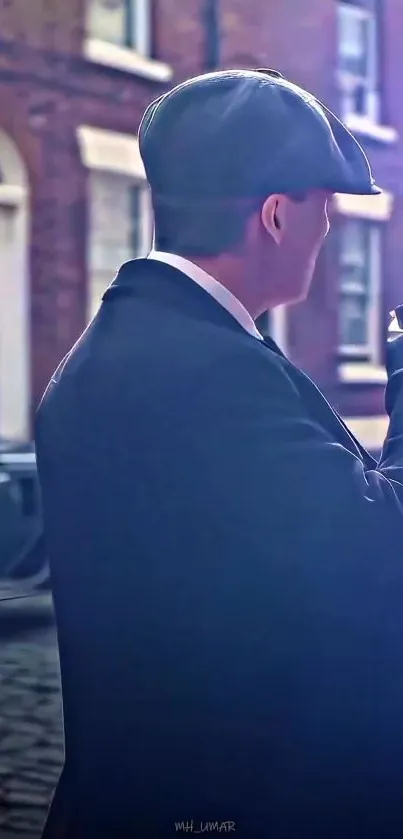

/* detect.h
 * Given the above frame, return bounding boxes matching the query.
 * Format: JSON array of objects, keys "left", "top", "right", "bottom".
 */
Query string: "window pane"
[
  {"left": 130, "top": 187, "right": 141, "bottom": 255},
  {"left": 338, "top": 220, "right": 372, "bottom": 349},
  {"left": 89, "top": 172, "right": 136, "bottom": 272},
  {"left": 340, "top": 263, "right": 368, "bottom": 294},
  {"left": 88, "top": 0, "right": 128, "bottom": 47},
  {"left": 89, "top": 271, "right": 114, "bottom": 321},
  {"left": 88, "top": 173, "right": 148, "bottom": 319},
  {"left": 339, "top": 218, "right": 367, "bottom": 261},
  {"left": 339, "top": 293, "right": 369, "bottom": 346},
  {"left": 338, "top": 5, "right": 371, "bottom": 77}
]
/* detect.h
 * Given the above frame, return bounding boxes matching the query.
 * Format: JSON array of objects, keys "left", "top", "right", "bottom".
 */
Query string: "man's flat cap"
[{"left": 139, "top": 68, "right": 381, "bottom": 206}]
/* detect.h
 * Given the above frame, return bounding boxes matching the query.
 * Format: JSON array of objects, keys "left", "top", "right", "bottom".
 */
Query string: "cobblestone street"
[{"left": 0, "top": 596, "right": 63, "bottom": 838}]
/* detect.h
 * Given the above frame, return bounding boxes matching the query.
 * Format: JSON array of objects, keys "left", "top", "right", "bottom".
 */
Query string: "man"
[{"left": 36, "top": 70, "right": 403, "bottom": 838}]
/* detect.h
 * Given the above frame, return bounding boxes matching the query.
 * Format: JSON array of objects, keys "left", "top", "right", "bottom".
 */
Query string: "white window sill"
[
  {"left": 77, "top": 125, "right": 146, "bottom": 179},
  {"left": 333, "top": 190, "right": 393, "bottom": 221},
  {"left": 338, "top": 362, "right": 387, "bottom": 384},
  {"left": 84, "top": 38, "right": 173, "bottom": 83},
  {"left": 0, "top": 184, "right": 26, "bottom": 207},
  {"left": 343, "top": 113, "right": 398, "bottom": 145},
  {"left": 342, "top": 415, "right": 389, "bottom": 451}
]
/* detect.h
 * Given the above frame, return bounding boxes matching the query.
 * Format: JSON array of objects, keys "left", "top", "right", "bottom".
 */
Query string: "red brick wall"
[
  {"left": 1, "top": 0, "right": 403, "bottom": 422},
  {"left": 0, "top": 0, "right": 176, "bottom": 414},
  {"left": 154, "top": 0, "right": 206, "bottom": 81}
]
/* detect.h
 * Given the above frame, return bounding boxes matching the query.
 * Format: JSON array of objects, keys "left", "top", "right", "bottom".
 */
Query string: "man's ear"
[{"left": 261, "top": 194, "right": 288, "bottom": 245}]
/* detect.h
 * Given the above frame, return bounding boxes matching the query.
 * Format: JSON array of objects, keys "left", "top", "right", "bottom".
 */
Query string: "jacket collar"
[
  {"left": 148, "top": 251, "right": 264, "bottom": 342},
  {"left": 106, "top": 259, "right": 376, "bottom": 468},
  {"left": 104, "top": 258, "right": 264, "bottom": 341}
]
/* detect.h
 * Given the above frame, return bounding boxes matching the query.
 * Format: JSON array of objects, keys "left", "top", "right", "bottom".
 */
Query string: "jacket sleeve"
[
  {"left": 379, "top": 332, "right": 403, "bottom": 481},
  {"left": 201, "top": 345, "right": 403, "bottom": 541},
  {"left": 194, "top": 342, "right": 403, "bottom": 831}
]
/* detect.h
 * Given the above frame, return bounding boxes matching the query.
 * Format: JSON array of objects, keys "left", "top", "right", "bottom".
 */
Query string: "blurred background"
[{"left": 0, "top": 0, "right": 403, "bottom": 835}]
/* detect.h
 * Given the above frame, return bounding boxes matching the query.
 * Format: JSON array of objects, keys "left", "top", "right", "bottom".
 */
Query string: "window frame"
[
  {"left": 88, "top": 0, "right": 151, "bottom": 56},
  {"left": 255, "top": 307, "right": 288, "bottom": 352},
  {"left": 337, "top": 1, "right": 379, "bottom": 124},
  {"left": 87, "top": 173, "right": 152, "bottom": 321},
  {"left": 338, "top": 219, "right": 382, "bottom": 362}
]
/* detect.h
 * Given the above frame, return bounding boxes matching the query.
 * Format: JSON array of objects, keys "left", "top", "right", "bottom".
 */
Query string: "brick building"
[{"left": 1, "top": 0, "right": 402, "bottom": 452}]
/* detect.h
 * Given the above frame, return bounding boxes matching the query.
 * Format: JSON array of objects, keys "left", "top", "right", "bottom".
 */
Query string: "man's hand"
[{"left": 388, "top": 305, "right": 403, "bottom": 338}]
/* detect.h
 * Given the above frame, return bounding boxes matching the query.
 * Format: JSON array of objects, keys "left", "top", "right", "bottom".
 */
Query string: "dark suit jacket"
[{"left": 36, "top": 259, "right": 403, "bottom": 839}]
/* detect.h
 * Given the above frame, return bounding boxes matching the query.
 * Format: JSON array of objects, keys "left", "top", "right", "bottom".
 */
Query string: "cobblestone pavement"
[{"left": 0, "top": 596, "right": 64, "bottom": 838}]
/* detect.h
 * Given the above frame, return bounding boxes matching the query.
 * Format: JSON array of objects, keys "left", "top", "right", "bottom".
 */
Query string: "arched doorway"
[{"left": 0, "top": 131, "right": 30, "bottom": 441}]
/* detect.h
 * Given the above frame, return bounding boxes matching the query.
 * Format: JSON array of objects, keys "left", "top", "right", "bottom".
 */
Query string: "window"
[
  {"left": 337, "top": 1, "right": 379, "bottom": 122},
  {"left": 88, "top": 171, "right": 152, "bottom": 319},
  {"left": 0, "top": 132, "right": 30, "bottom": 440},
  {"left": 255, "top": 308, "right": 288, "bottom": 351},
  {"left": 338, "top": 219, "right": 381, "bottom": 359},
  {"left": 88, "top": 0, "right": 150, "bottom": 54}
]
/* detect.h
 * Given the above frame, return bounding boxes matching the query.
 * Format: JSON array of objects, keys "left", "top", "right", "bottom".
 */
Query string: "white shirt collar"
[{"left": 148, "top": 250, "right": 263, "bottom": 341}]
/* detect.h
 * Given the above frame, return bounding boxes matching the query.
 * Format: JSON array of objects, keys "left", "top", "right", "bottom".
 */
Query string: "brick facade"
[
  {"left": 0, "top": 0, "right": 172, "bottom": 418},
  {"left": 1, "top": 0, "right": 402, "bottom": 438}
]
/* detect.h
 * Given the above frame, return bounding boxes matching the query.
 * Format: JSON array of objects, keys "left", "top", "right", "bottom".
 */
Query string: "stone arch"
[{"left": 0, "top": 130, "right": 30, "bottom": 441}]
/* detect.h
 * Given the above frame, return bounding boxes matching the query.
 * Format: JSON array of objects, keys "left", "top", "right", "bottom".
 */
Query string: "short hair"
[
  {"left": 152, "top": 197, "right": 258, "bottom": 257},
  {"left": 152, "top": 192, "right": 307, "bottom": 257}
]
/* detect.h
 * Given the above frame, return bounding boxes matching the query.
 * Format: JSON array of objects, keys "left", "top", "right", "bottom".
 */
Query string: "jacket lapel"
[{"left": 263, "top": 338, "right": 377, "bottom": 468}]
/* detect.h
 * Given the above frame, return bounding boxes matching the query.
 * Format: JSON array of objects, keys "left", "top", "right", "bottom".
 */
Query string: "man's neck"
[
  {"left": 149, "top": 249, "right": 264, "bottom": 341},
  {"left": 184, "top": 254, "right": 261, "bottom": 320}
]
